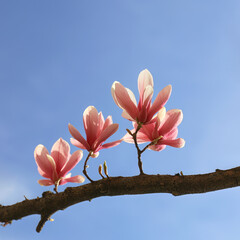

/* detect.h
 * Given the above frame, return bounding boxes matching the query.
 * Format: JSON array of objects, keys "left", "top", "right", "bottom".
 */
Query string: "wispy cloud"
[{"left": 0, "top": 178, "right": 32, "bottom": 205}]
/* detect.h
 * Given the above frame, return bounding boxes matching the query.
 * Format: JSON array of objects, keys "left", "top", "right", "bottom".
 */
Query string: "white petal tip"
[
  {"left": 179, "top": 139, "right": 185, "bottom": 148},
  {"left": 75, "top": 175, "right": 85, "bottom": 183},
  {"left": 91, "top": 152, "right": 99, "bottom": 158},
  {"left": 112, "top": 81, "right": 120, "bottom": 85}
]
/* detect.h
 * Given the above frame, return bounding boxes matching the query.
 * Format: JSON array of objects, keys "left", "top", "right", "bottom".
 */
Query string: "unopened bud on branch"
[{"left": 103, "top": 161, "right": 109, "bottom": 178}]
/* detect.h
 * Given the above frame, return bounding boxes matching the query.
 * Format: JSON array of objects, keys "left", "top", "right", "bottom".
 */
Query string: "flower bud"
[
  {"left": 98, "top": 164, "right": 103, "bottom": 175},
  {"left": 103, "top": 161, "right": 109, "bottom": 177},
  {"left": 126, "top": 129, "right": 133, "bottom": 136}
]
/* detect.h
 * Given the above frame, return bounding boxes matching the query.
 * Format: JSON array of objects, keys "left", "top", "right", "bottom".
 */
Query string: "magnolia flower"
[
  {"left": 68, "top": 106, "right": 121, "bottom": 158},
  {"left": 111, "top": 69, "right": 172, "bottom": 124},
  {"left": 124, "top": 107, "right": 185, "bottom": 151},
  {"left": 34, "top": 138, "right": 85, "bottom": 188}
]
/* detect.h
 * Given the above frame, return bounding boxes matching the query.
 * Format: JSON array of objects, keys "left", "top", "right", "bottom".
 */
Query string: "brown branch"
[{"left": 1, "top": 167, "right": 240, "bottom": 232}]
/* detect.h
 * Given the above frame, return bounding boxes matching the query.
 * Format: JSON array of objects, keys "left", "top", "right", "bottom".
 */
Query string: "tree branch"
[{"left": 1, "top": 166, "right": 240, "bottom": 232}]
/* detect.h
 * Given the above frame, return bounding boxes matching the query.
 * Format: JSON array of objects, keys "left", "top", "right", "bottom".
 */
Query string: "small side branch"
[
  {"left": 36, "top": 213, "right": 54, "bottom": 233},
  {"left": 83, "top": 152, "right": 94, "bottom": 182},
  {"left": 131, "top": 125, "right": 160, "bottom": 175},
  {"left": 131, "top": 124, "right": 144, "bottom": 175}
]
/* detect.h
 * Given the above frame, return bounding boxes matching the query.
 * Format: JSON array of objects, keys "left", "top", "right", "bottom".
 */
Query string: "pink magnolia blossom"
[
  {"left": 34, "top": 138, "right": 85, "bottom": 187},
  {"left": 111, "top": 69, "right": 172, "bottom": 124},
  {"left": 124, "top": 107, "right": 185, "bottom": 151},
  {"left": 68, "top": 106, "right": 121, "bottom": 158}
]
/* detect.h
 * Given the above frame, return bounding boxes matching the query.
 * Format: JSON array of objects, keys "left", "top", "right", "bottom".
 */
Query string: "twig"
[
  {"left": 140, "top": 142, "right": 154, "bottom": 154},
  {"left": 36, "top": 213, "right": 54, "bottom": 233},
  {"left": 131, "top": 127, "right": 163, "bottom": 174},
  {"left": 140, "top": 136, "right": 163, "bottom": 153},
  {"left": 83, "top": 152, "right": 94, "bottom": 182},
  {"left": 131, "top": 124, "right": 145, "bottom": 175}
]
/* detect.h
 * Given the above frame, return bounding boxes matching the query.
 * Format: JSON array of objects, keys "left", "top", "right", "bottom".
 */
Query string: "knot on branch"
[
  {"left": 42, "top": 191, "right": 55, "bottom": 198},
  {"left": 98, "top": 182, "right": 109, "bottom": 194}
]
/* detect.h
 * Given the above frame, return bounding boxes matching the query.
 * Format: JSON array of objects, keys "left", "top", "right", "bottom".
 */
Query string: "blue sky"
[{"left": 1, "top": 1, "right": 240, "bottom": 239}]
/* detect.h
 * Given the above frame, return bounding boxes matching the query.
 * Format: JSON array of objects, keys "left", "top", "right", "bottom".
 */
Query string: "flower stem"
[
  {"left": 140, "top": 136, "right": 163, "bottom": 153},
  {"left": 53, "top": 185, "right": 58, "bottom": 193},
  {"left": 132, "top": 124, "right": 145, "bottom": 175},
  {"left": 83, "top": 152, "right": 94, "bottom": 182},
  {"left": 54, "top": 178, "right": 62, "bottom": 193},
  {"left": 141, "top": 142, "right": 154, "bottom": 153}
]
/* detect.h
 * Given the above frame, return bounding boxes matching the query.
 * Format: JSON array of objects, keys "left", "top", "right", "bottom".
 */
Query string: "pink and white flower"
[
  {"left": 68, "top": 106, "right": 121, "bottom": 157},
  {"left": 111, "top": 69, "right": 172, "bottom": 124},
  {"left": 34, "top": 138, "right": 85, "bottom": 187},
  {"left": 124, "top": 107, "right": 185, "bottom": 151}
]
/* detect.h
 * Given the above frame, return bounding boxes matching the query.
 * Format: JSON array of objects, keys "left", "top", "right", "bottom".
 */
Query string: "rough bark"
[{"left": 1, "top": 166, "right": 240, "bottom": 232}]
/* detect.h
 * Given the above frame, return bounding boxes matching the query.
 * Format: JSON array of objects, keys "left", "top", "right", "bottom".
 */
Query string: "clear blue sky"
[{"left": 1, "top": 1, "right": 240, "bottom": 239}]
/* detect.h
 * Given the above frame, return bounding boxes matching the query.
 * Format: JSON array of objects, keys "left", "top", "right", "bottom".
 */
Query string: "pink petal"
[
  {"left": 34, "top": 144, "right": 52, "bottom": 178},
  {"left": 138, "top": 69, "right": 154, "bottom": 103},
  {"left": 137, "top": 107, "right": 148, "bottom": 123},
  {"left": 121, "top": 110, "right": 135, "bottom": 121},
  {"left": 60, "top": 150, "right": 83, "bottom": 177},
  {"left": 136, "top": 134, "right": 152, "bottom": 143},
  {"left": 122, "top": 132, "right": 134, "bottom": 143},
  {"left": 112, "top": 82, "right": 137, "bottom": 115},
  {"left": 159, "top": 109, "right": 183, "bottom": 135},
  {"left": 83, "top": 106, "right": 99, "bottom": 146},
  {"left": 60, "top": 175, "right": 85, "bottom": 185},
  {"left": 140, "top": 124, "right": 155, "bottom": 141},
  {"left": 113, "top": 82, "right": 138, "bottom": 120},
  {"left": 147, "top": 115, "right": 158, "bottom": 124},
  {"left": 101, "top": 139, "right": 122, "bottom": 149},
  {"left": 64, "top": 173, "right": 71, "bottom": 178},
  {"left": 136, "top": 134, "right": 152, "bottom": 144},
  {"left": 70, "top": 138, "right": 87, "bottom": 150},
  {"left": 142, "top": 86, "right": 153, "bottom": 108},
  {"left": 46, "top": 154, "right": 58, "bottom": 182},
  {"left": 102, "top": 115, "right": 113, "bottom": 131},
  {"left": 68, "top": 123, "right": 90, "bottom": 150},
  {"left": 152, "top": 108, "right": 166, "bottom": 138},
  {"left": 126, "top": 87, "right": 137, "bottom": 106},
  {"left": 51, "top": 138, "right": 70, "bottom": 174},
  {"left": 138, "top": 86, "right": 153, "bottom": 123},
  {"left": 147, "top": 85, "right": 172, "bottom": 122},
  {"left": 164, "top": 128, "right": 178, "bottom": 140},
  {"left": 38, "top": 179, "right": 54, "bottom": 186},
  {"left": 97, "top": 112, "right": 105, "bottom": 137},
  {"left": 122, "top": 129, "right": 151, "bottom": 143},
  {"left": 112, "top": 82, "right": 138, "bottom": 107},
  {"left": 159, "top": 138, "right": 185, "bottom": 148},
  {"left": 92, "top": 124, "right": 119, "bottom": 151},
  {"left": 111, "top": 81, "right": 122, "bottom": 108},
  {"left": 157, "top": 107, "right": 166, "bottom": 126},
  {"left": 37, "top": 167, "right": 48, "bottom": 178},
  {"left": 148, "top": 145, "right": 166, "bottom": 152}
]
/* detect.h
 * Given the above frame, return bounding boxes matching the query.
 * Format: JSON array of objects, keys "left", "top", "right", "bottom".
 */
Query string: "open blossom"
[
  {"left": 124, "top": 107, "right": 185, "bottom": 151},
  {"left": 34, "top": 138, "right": 85, "bottom": 187},
  {"left": 111, "top": 69, "right": 172, "bottom": 124},
  {"left": 68, "top": 106, "right": 121, "bottom": 158}
]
